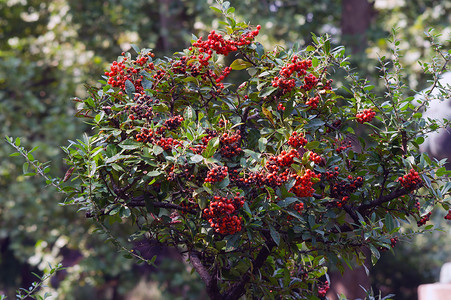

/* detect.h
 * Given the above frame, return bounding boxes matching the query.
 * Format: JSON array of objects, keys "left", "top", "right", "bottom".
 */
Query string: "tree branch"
[
  {"left": 189, "top": 251, "right": 222, "bottom": 300},
  {"left": 224, "top": 232, "right": 276, "bottom": 300}
]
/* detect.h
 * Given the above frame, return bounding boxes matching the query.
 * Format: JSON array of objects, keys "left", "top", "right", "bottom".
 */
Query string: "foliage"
[
  {"left": 7, "top": 1, "right": 451, "bottom": 299},
  {"left": 0, "top": 264, "right": 63, "bottom": 300}
]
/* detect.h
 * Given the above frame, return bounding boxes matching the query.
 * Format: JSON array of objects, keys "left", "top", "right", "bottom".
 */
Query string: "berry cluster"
[
  {"left": 287, "top": 131, "right": 308, "bottom": 148},
  {"left": 302, "top": 73, "right": 319, "bottom": 91},
  {"left": 271, "top": 57, "right": 312, "bottom": 94},
  {"left": 128, "top": 94, "right": 157, "bottom": 121},
  {"left": 390, "top": 237, "right": 398, "bottom": 248},
  {"left": 333, "top": 138, "right": 353, "bottom": 153},
  {"left": 317, "top": 281, "right": 330, "bottom": 298},
  {"left": 356, "top": 108, "right": 376, "bottom": 124},
  {"left": 324, "top": 167, "right": 340, "bottom": 180},
  {"left": 203, "top": 195, "right": 245, "bottom": 235},
  {"left": 290, "top": 169, "right": 321, "bottom": 198},
  {"left": 293, "top": 202, "right": 304, "bottom": 214},
  {"left": 397, "top": 169, "right": 422, "bottom": 190},
  {"left": 189, "top": 129, "right": 218, "bottom": 155},
  {"left": 308, "top": 151, "right": 323, "bottom": 165},
  {"left": 417, "top": 212, "right": 432, "bottom": 226},
  {"left": 163, "top": 115, "right": 184, "bottom": 130},
  {"left": 220, "top": 131, "right": 242, "bottom": 158},
  {"left": 179, "top": 198, "right": 198, "bottom": 214},
  {"left": 445, "top": 210, "right": 451, "bottom": 220},
  {"left": 192, "top": 26, "right": 260, "bottom": 57},
  {"left": 205, "top": 166, "right": 228, "bottom": 183},
  {"left": 330, "top": 176, "right": 364, "bottom": 207},
  {"left": 305, "top": 96, "right": 320, "bottom": 109},
  {"left": 266, "top": 149, "right": 299, "bottom": 172},
  {"left": 135, "top": 128, "right": 181, "bottom": 151},
  {"left": 105, "top": 54, "right": 155, "bottom": 95}
]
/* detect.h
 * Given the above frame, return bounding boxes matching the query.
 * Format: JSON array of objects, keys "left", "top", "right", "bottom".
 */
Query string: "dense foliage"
[{"left": 7, "top": 2, "right": 451, "bottom": 299}]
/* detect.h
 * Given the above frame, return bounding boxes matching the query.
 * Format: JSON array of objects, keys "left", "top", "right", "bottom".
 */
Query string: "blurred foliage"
[{"left": 0, "top": 0, "right": 450, "bottom": 299}]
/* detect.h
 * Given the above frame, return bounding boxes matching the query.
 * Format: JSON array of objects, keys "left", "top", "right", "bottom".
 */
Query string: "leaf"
[
  {"left": 304, "top": 141, "right": 320, "bottom": 150},
  {"left": 209, "top": 6, "right": 222, "bottom": 14},
  {"left": 277, "top": 197, "right": 298, "bottom": 208},
  {"left": 230, "top": 59, "right": 253, "bottom": 70},
  {"left": 125, "top": 80, "right": 135, "bottom": 97},
  {"left": 15, "top": 137, "right": 20, "bottom": 147},
  {"left": 147, "top": 170, "right": 161, "bottom": 177},
  {"left": 269, "top": 225, "right": 280, "bottom": 246},
  {"left": 131, "top": 44, "right": 140, "bottom": 54},
  {"left": 384, "top": 213, "right": 395, "bottom": 233},
  {"left": 153, "top": 145, "right": 164, "bottom": 155},
  {"left": 142, "top": 78, "right": 153, "bottom": 90},
  {"left": 190, "top": 154, "right": 204, "bottom": 163},
  {"left": 203, "top": 136, "right": 220, "bottom": 158},
  {"left": 261, "top": 106, "right": 275, "bottom": 127},
  {"left": 259, "top": 86, "right": 277, "bottom": 98},
  {"left": 184, "top": 106, "right": 196, "bottom": 122},
  {"left": 258, "top": 137, "right": 267, "bottom": 152}
]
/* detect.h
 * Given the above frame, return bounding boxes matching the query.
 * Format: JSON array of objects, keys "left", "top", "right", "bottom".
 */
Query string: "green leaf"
[
  {"left": 209, "top": 6, "right": 222, "bottom": 14},
  {"left": 15, "top": 137, "right": 20, "bottom": 147},
  {"left": 190, "top": 154, "right": 204, "bottom": 163},
  {"left": 269, "top": 225, "right": 280, "bottom": 246},
  {"left": 304, "top": 141, "right": 320, "bottom": 150},
  {"left": 312, "top": 57, "right": 319, "bottom": 68},
  {"left": 203, "top": 137, "right": 220, "bottom": 158},
  {"left": 142, "top": 78, "right": 152, "bottom": 90},
  {"left": 125, "top": 80, "right": 135, "bottom": 97},
  {"left": 277, "top": 197, "right": 298, "bottom": 208},
  {"left": 259, "top": 86, "right": 277, "bottom": 98},
  {"left": 384, "top": 213, "right": 395, "bottom": 233},
  {"left": 153, "top": 145, "right": 164, "bottom": 155},
  {"left": 258, "top": 137, "right": 267, "bottom": 152},
  {"left": 230, "top": 59, "right": 253, "bottom": 70},
  {"left": 147, "top": 170, "right": 161, "bottom": 177},
  {"left": 131, "top": 44, "right": 140, "bottom": 54}
]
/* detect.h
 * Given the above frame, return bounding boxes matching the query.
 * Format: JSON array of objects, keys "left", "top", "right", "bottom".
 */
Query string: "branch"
[
  {"left": 224, "top": 232, "right": 276, "bottom": 300},
  {"left": 357, "top": 187, "right": 413, "bottom": 214},
  {"left": 189, "top": 251, "right": 222, "bottom": 300}
]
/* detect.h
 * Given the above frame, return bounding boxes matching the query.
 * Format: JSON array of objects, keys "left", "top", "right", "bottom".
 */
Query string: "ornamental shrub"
[{"left": 7, "top": 1, "right": 451, "bottom": 299}]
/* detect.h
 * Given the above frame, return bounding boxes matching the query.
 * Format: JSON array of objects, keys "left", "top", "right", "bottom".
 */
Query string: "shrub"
[{"left": 7, "top": 1, "right": 451, "bottom": 299}]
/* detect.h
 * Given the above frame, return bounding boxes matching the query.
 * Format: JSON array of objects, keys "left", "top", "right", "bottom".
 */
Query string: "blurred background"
[{"left": 1, "top": 0, "right": 450, "bottom": 299}]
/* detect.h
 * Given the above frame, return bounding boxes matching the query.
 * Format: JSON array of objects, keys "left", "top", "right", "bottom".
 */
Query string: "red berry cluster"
[
  {"left": 203, "top": 195, "right": 245, "bottom": 235},
  {"left": 128, "top": 94, "right": 158, "bottom": 121},
  {"left": 266, "top": 149, "right": 299, "bottom": 172},
  {"left": 179, "top": 198, "right": 198, "bottom": 214},
  {"left": 163, "top": 115, "right": 184, "bottom": 130},
  {"left": 205, "top": 166, "right": 228, "bottom": 183},
  {"left": 333, "top": 138, "right": 353, "bottom": 153},
  {"left": 330, "top": 176, "right": 364, "bottom": 207},
  {"left": 302, "top": 73, "right": 318, "bottom": 91},
  {"left": 290, "top": 169, "right": 321, "bottom": 198},
  {"left": 305, "top": 96, "right": 320, "bottom": 109},
  {"left": 397, "top": 169, "right": 422, "bottom": 190},
  {"left": 235, "top": 168, "right": 291, "bottom": 189},
  {"left": 220, "top": 131, "right": 242, "bottom": 158},
  {"left": 317, "top": 281, "right": 330, "bottom": 298},
  {"left": 272, "top": 56, "right": 312, "bottom": 94},
  {"left": 294, "top": 202, "right": 304, "bottom": 214},
  {"left": 308, "top": 151, "right": 323, "bottom": 165},
  {"left": 135, "top": 128, "right": 181, "bottom": 151},
  {"left": 445, "top": 210, "right": 451, "bottom": 220},
  {"left": 193, "top": 26, "right": 260, "bottom": 57},
  {"left": 277, "top": 103, "right": 285, "bottom": 111},
  {"left": 324, "top": 166, "right": 340, "bottom": 180},
  {"left": 287, "top": 131, "right": 308, "bottom": 148},
  {"left": 189, "top": 129, "right": 218, "bottom": 155},
  {"left": 105, "top": 54, "right": 154, "bottom": 95},
  {"left": 356, "top": 108, "right": 376, "bottom": 124},
  {"left": 417, "top": 212, "right": 432, "bottom": 226},
  {"left": 136, "top": 128, "right": 155, "bottom": 143},
  {"left": 390, "top": 237, "right": 398, "bottom": 248}
]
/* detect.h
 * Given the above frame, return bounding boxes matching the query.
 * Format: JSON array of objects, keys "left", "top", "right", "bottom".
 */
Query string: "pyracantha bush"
[{"left": 7, "top": 2, "right": 451, "bottom": 299}]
